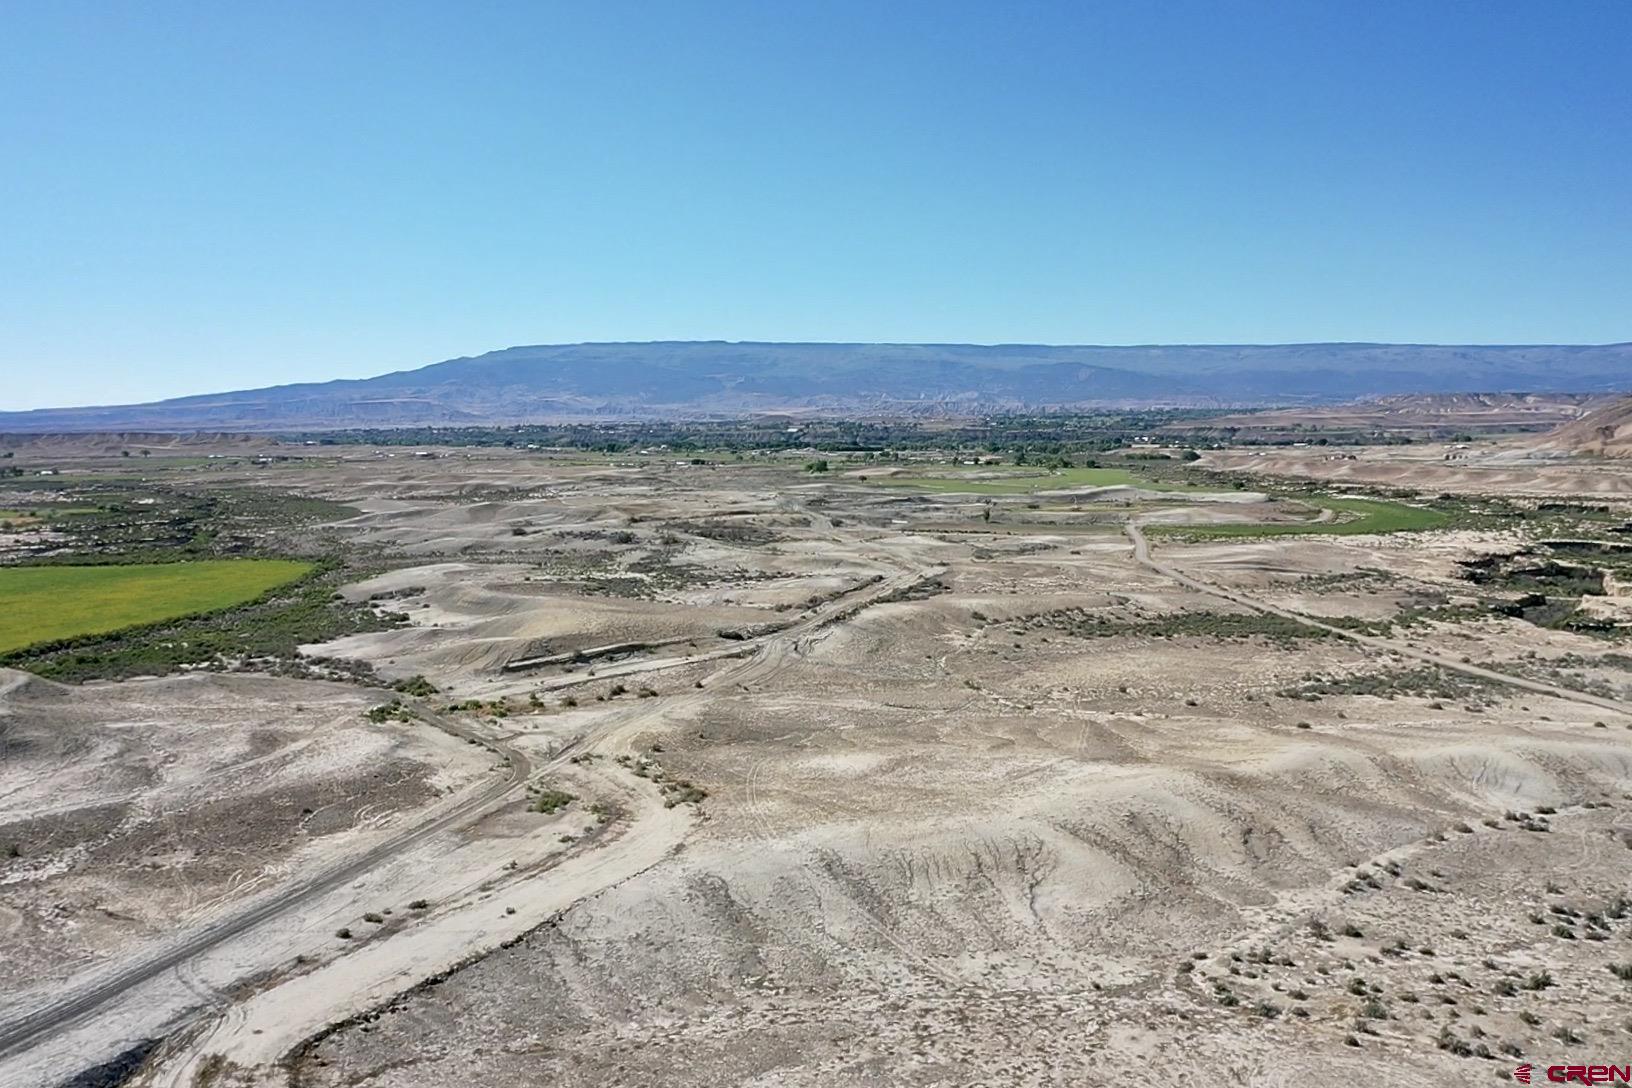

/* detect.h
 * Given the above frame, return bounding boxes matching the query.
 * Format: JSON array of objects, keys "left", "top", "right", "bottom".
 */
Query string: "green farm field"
[
  {"left": 0, "top": 559, "right": 313, "bottom": 653},
  {"left": 1152, "top": 496, "right": 1449, "bottom": 539}
]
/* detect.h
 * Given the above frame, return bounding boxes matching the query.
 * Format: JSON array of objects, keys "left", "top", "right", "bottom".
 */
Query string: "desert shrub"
[
  {"left": 392, "top": 674, "right": 439, "bottom": 697},
  {"left": 661, "top": 781, "right": 708, "bottom": 807},
  {"left": 366, "top": 700, "right": 412, "bottom": 723},
  {"left": 1278, "top": 665, "right": 1498, "bottom": 703},
  {"left": 531, "top": 789, "right": 576, "bottom": 814},
  {"left": 1436, "top": 1027, "right": 1473, "bottom": 1057}
]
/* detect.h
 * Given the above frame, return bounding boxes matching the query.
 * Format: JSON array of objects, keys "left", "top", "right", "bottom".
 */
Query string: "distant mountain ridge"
[{"left": 4, "top": 341, "right": 1631, "bottom": 431}]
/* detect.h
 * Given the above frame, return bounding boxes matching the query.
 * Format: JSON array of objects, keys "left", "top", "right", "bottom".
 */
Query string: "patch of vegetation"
[
  {"left": 287, "top": 411, "right": 1237, "bottom": 456},
  {"left": 0, "top": 558, "right": 313, "bottom": 654},
  {"left": 391, "top": 674, "right": 438, "bottom": 697},
  {"left": 660, "top": 780, "right": 709, "bottom": 807},
  {"left": 877, "top": 575, "right": 951, "bottom": 603},
  {"left": 1278, "top": 666, "right": 1501, "bottom": 703},
  {"left": 530, "top": 788, "right": 577, "bottom": 814},
  {"left": 1, "top": 560, "right": 407, "bottom": 682},
  {"left": 1152, "top": 496, "right": 1450, "bottom": 539},
  {"left": 444, "top": 697, "right": 512, "bottom": 718},
  {"left": 0, "top": 505, "right": 101, "bottom": 529},
  {"left": 0, "top": 482, "right": 361, "bottom": 565},
  {"left": 1485, "top": 652, "right": 1627, "bottom": 698},
  {"left": 1330, "top": 601, "right": 1495, "bottom": 636},
  {"left": 1024, "top": 606, "right": 1333, "bottom": 645},
  {"left": 1293, "top": 568, "right": 1400, "bottom": 591},
  {"left": 1459, "top": 544, "right": 1630, "bottom": 639},
  {"left": 1523, "top": 970, "right": 1555, "bottom": 991},
  {"left": 366, "top": 700, "right": 413, "bottom": 723},
  {"left": 1480, "top": 560, "right": 1605, "bottom": 598},
  {"left": 666, "top": 519, "right": 784, "bottom": 546}
]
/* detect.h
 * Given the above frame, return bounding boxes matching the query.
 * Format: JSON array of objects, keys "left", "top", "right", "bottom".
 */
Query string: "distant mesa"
[{"left": 4, "top": 341, "right": 1631, "bottom": 432}]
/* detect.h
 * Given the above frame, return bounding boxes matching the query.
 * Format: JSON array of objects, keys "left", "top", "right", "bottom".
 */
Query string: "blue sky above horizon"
[{"left": 4, "top": 1, "right": 1629, "bottom": 410}]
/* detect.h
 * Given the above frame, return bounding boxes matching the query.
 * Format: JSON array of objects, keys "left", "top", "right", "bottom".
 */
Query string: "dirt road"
[
  {"left": 0, "top": 554, "right": 945, "bottom": 1087},
  {"left": 1125, "top": 520, "right": 1629, "bottom": 718},
  {"left": 140, "top": 560, "right": 944, "bottom": 1084},
  {"left": 0, "top": 710, "right": 530, "bottom": 1065}
]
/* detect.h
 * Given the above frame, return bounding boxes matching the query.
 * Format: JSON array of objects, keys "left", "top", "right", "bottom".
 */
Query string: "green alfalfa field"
[{"left": 0, "top": 558, "right": 313, "bottom": 654}]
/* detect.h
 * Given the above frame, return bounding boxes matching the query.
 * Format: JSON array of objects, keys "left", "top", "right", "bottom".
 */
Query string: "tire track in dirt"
[
  {"left": 0, "top": 710, "right": 528, "bottom": 1063},
  {"left": 1125, "top": 521, "right": 1631, "bottom": 721},
  {"left": 55, "top": 557, "right": 946, "bottom": 1085}
]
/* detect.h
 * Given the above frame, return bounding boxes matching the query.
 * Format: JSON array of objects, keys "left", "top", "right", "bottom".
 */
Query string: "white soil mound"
[{"left": 1538, "top": 394, "right": 1632, "bottom": 457}]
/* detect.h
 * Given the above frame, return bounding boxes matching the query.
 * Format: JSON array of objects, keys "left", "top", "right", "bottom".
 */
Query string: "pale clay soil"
[{"left": 0, "top": 446, "right": 1630, "bottom": 1087}]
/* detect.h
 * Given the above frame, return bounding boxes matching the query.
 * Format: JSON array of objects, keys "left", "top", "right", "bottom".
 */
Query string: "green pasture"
[
  {"left": 0, "top": 558, "right": 313, "bottom": 653},
  {"left": 1152, "top": 496, "right": 1449, "bottom": 539}
]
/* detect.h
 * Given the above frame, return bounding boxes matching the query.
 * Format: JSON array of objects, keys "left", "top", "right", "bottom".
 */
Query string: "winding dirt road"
[
  {"left": 0, "top": 556, "right": 944, "bottom": 1086},
  {"left": 1125, "top": 520, "right": 1629, "bottom": 718},
  {"left": 0, "top": 711, "right": 531, "bottom": 1065}
]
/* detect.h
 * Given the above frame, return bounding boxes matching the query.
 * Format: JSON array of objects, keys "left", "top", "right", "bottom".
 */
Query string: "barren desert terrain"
[{"left": 3, "top": 437, "right": 1632, "bottom": 1087}]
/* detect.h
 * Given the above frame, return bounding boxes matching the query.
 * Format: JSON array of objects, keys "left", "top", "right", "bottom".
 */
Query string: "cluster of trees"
[{"left": 286, "top": 410, "right": 1232, "bottom": 455}]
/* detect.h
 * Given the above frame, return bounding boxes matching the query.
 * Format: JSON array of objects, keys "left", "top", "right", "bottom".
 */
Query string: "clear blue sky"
[{"left": 4, "top": 1, "right": 1629, "bottom": 409}]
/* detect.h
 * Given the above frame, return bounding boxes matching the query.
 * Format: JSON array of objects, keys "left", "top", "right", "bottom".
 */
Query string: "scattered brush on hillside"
[
  {"left": 1018, "top": 606, "right": 1333, "bottom": 645},
  {"left": 1278, "top": 666, "right": 1503, "bottom": 705},
  {"left": 665, "top": 519, "right": 784, "bottom": 546},
  {"left": 1318, "top": 602, "right": 1490, "bottom": 637},
  {"left": 3, "top": 483, "right": 360, "bottom": 565}
]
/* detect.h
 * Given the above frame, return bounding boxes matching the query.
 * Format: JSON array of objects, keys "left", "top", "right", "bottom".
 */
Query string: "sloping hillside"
[
  {"left": 1177, "top": 391, "right": 1617, "bottom": 439},
  {"left": 1541, "top": 395, "right": 1632, "bottom": 457}
]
